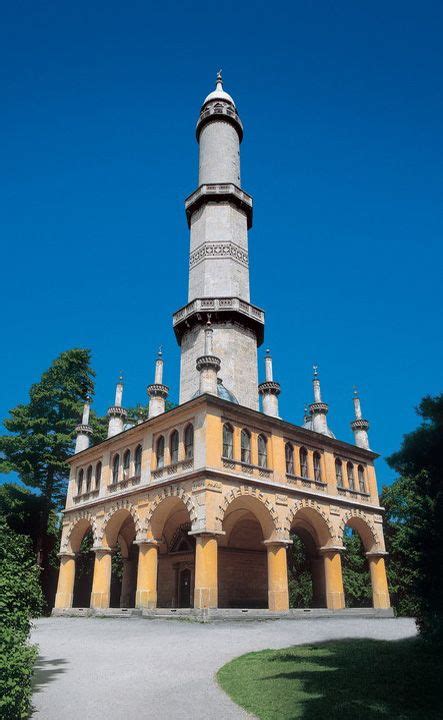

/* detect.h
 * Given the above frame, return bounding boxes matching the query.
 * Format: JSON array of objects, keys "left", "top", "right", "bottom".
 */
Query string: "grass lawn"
[{"left": 217, "top": 637, "right": 442, "bottom": 720}]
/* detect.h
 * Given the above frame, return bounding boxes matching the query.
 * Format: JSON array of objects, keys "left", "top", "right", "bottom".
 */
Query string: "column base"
[
  {"left": 54, "top": 592, "right": 73, "bottom": 609},
  {"left": 194, "top": 587, "right": 217, "bottom": 609},
  {"left": 268, "top": 589, "right": 289, "bottom": 612},
  {"left": 326, "top": 591, "right": 345, "bottom": 610},
  {"left": 135, "top": 590, "right": 157, "bottom": 609},
  {"left": 90, "top": 592, "right": 111, "bottom": 609}
]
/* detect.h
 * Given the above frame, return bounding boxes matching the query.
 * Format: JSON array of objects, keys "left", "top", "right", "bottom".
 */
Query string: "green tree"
[
  {"left": 342, "top": 529, "right": 372, "bottom": 607},
  {"left": 0, "top": 349, "right": 96, "bottom": 605},
  {"left": 287, "top": 534, "right": 313, "bottom": 608},
  {"left": 387, "top": 394, "right": 443, "bottom": 642}
]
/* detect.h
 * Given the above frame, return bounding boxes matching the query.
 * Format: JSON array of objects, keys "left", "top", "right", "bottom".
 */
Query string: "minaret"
[
  {"left": 196, "top": 317, "right": 221, "bottom": 395},
  {"left": 147, "top": 349, "right": 169, "bottom": 418},
  {"left": 173, "top": 72, "right": 264, "bottom": 409},
  {"left": 74, "top": 395, "right": 93, "bottom": 453},
  {"left": 107, "top": 374, "right": 128, "bottom": 438},
  {"left": 309, "top": 366, "right": 331, "bottom": 436},
  {"left": 258, "top": 349, "right": 281, "bottom": 417},
  {"left": 351, "top": 388, "right": 370, "bottom": 449}
]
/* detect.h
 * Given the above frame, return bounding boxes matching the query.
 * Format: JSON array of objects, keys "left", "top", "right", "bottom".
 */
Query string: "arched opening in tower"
[
  {"left": 154, "top": 499, "right": 195, "bottom": 608},
  {"left": 72, "top": 528, "right": 94, "bottom": 608},
  {"left": 287, "top": 528, "right": 326, "bottom": 609},
  {"left": 342, "top": 524, "right": 372, "bottom": 608},
  {"left": 103, "top": 511, "right": 138, "bottom": 609}
]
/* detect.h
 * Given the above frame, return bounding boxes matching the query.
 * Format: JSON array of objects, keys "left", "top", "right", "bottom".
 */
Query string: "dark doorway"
[{"left": 179, "top": 568, "right": 191, "bottom": 608}]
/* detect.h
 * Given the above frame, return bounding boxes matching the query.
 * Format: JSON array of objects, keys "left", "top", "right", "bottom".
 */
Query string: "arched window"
[
  {"left": 170, "top": 430, "right": 179, "bottom": 464},
  {"left": 95, "top": 461, "right": 102, "bottom": 489},
  {"left": 313, "top": 452, "right": 322, "bottom": 482},
  {"left": 134, "top": 445, "right": 142, "bottom": 476},
  {"left": 241, "top": 429, "right": 251, "bottom": 464},
  {"left": 77, "top": 468, "right": 84, "bottom": 495},
  {"left": 285, "top": 442, "right": 294, "bottom": 474},
  {"left": 156, "top": 436, "right": 165, "bottom": 469},
  {"left": 86, "top": 465, "right": 92, "bottom": 493},
  {"left": 222, "top": 423, "right": 234, "bottom": 459},
  {"left": 299, "top": 447, "right": 308, "bottom": 478},
  {"left": 123, "top": 449, "right": 130, "bottom": 477},
  {"left": 358, "top": 465, "right": 366, "bottom": 493},
  {"left": 258, "top": 434, "right": 267, "bottom": 468},
  {"left": 347, "top": 462, "right": 355, "bottom": 490},
  {"left": 112, "top": 454, "right": 120, "bottom": 484},
  {"left": 184, "top": 424, "right": 194, "bottom": 459},
  {"left": 335, "top": 458, "right": 343, "bottom": 488}
]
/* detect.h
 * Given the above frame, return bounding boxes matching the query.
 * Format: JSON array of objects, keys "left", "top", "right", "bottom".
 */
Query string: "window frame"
[
  {"left": 134, "top": 444, "right": 142, "bottom": 476},
  {"left": 170, "top": 429, "right": 179, "bottom": 464},
  {"left": 184, "top": 424, "right": 194, "bottom": 460},
  {"left": 156, "top": 435, "right": 165, "bottom": 469},
  {"left": 299, "top": 447, "right": 309, "bottom": 478},
  {"left": 257, "top": 434, "right": 268, "bottom": 468},
  {"left": 240, "top": 428, "right": 251, "bottom": 464},
  {"left": 112, "top": 454, "right": 120, "bottom": 484},
  {"left": 222, "top": 423, "right": 234, "bottom": 460},
  {"left": 313, "top": 451, "right": 322, "bottom": 482},
  {"left": 285, "top": 442, "right": 294, "bottom": 475}
]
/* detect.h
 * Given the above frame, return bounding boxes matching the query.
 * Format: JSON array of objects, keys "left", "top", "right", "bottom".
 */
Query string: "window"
[
  {"left": 258, "top": 434, "right": 267, "bottom": 468},
  {"left": 313, "top": 452, "right": 322, "bottom": 482},
  {"left": 112, "top": 454, "right": 120, "bottom": 484},
  {"left": 241, "top": 429, "right": 251, "bottom": 464},
  {"left": 77, "top": 469, "right": 84, "bottom": 495},
  {"left": 123, "top": 449, "right": 130, "bottom": 477},
  {"left": 134, "top": 445, "right": 142, "bottom": 476},
  {"left": 184, "top": 424, "right": 194, "bottom": 459},
  {"left": 335, "top": 458, "right": 343, "bottom": 488},
  {"left": 285, "top": 442, "right": 294, "bottom": 475},
  {"left": 86, "top": 465, "right": 92, "bottom": 493},
  {"left": 156, "top": 436, "right": 165, "bottom": 469},
  {"left": 358, "top": 465, "right": 366, "bottom": 493},
  {"left": 222, "top": 423, "right": 234, "bottom": 459},
  {"left": 95, "top": 461, "right": 102, "bottom": 489},
  {"left": 300, "top": 447, "right": 309, "bottom": 478},
  {"left": 347, "top": 462, "right": 355, "bottom": 491},
  {"left": 170, "top": 430, "right": 179, "bottom": 464}
]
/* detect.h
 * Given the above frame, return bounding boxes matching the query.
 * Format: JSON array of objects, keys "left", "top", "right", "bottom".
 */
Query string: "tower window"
[
  {"left": 300, "top": 447, "right": 309, "bottom": 478},
  {"left": 156, "top": 436, "right": 165, "bottom": 469},
  {"left": 95, "top": 461, "right": 102, "bottom": 489},
  {"left": 134, "top": 445, "right": 142, "bottom": 476},
  {"left": 112, "top": 454, "right": 120, "bottom": 484},
  {"left": 86, "top": 465, "right": 92, "bottom": 493},
  {"left": 241, "top": 429, "right": 251, "bottom": 464},
  {"left": 170, "top": 430, "right": 179, "bottom": 464},
  {"left": 347, "top": 462, "right": 355, "bottom": 491},
  {"left": 358, "top": 465, "right": 366, "bottom": 493},
  {"left": 285, "top": 442, "right": 294, "bottom": 475},
  {"left": 77, "top": 469, "right": 84, "bottom": 495},
  {"left": 184, "top": 424, "right": 194, "bottom": 460},
  {"left": 313, "top": 452, "right": 322, "bottom": 482},
  {"left": 335, "top": 458, "right": 343, "bottom": 488},
  {"left": 222, "top": 423, "right": 234, "bottom": 459},
  {"left": 123, "top": 449, "right": 130, "bottom": 477},
  {"left": 258, "top": 434, "right": 267, "bottom": 468}
]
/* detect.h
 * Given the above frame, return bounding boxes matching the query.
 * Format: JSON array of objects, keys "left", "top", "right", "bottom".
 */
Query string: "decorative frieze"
[{"left": 189, "top": 241, "right": 249, "bottom": 269}]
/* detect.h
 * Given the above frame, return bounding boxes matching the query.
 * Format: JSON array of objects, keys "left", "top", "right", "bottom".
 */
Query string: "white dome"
[{"left": 202, "top": 74, "right": 236, "bottom": 108}]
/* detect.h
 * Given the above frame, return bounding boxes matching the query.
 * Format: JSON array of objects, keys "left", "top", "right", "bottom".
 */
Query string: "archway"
[
  {"left": 218, "top": 495, "right": 276, "bottom": 609},
  {"left": 103, "top": 509, "right": 138, "bottom": 608},
  {"left": 69, "top": 519, "right": 94, "bottom": 608},
  {"left": 342, "top": 516, "right": 377, "bottom": 608},
  {"left": 288, "top": 507, "right": 332, "bottom": 608},
  {"left": 150, "top": 496, "right": 195, "bottom": 608}
]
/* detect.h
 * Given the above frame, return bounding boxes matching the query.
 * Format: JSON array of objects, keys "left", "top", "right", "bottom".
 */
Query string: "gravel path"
[{"left": 31, "top": 616, "right": 416, "bottom": 719}]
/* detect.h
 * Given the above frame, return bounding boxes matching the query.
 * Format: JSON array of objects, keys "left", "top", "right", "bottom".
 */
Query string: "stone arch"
[
  {"left": 62, "top": 510, "right": 97, "bottom": 553},
  {"left": 285, "top": 498, "right": 334, "bottom": 547},
  {"left": 97, "top": 499, "right": 141, "bottom": 548},
  {"left": 145, "top": 485, "right": 197, "bottom": 540},
  {"left": 339, "top": 510, "right": 378, "bottom": 552},
  {"left": 216, "top": 485, "right": 280, "bottom": 541}
]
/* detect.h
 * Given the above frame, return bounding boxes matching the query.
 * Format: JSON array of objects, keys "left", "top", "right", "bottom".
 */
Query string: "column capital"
[
  {"left": 92, "top": 545, "right": 113, "bottom": 556},
  {"left": 263, "top": 537, "right": 292, "bottom": 548},
  {"left": 366, "top": 550, "right": 388, "bottom": 558},
  {"left": 188, "top": 529, "right": 225, "bottom": 538},
  {"left": 134, "top": 538, "right": 160, "bottom": 547},
  {"left": 58, "top": 551, "right": 75, "bottom": 559},
  {"left": 319, "top": 545, "right": 345, "bottom": 555}
]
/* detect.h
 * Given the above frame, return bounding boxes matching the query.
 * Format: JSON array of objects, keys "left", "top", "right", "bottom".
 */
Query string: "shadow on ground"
[
  {"left": 218, "top": 638, "right": 442, "bottom": 720},
  {"left": 32, "top": 657, "right": 67, "bottom": 694}
]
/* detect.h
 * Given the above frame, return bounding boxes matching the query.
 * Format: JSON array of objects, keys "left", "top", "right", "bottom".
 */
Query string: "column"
[
  {"left": 54, "top": 553, "right": 76, "bottom": 609},
  {"left": 321, "top": 548, "right": 345, "bottom": 609},
  {"left": 368, "top": 553, "right": 391, "bottom": 609},
  {"left": 194, "top": 534, "right": 218, "bottom": 609},
  {"left": 135, "top": 541, "right": 158, "bottom": 609},
  {"left": 266, "top": 542, "right": 289, "bottom": 611},
  {"left": 90, "top": 547, "right": 112, "bottom": 609}
]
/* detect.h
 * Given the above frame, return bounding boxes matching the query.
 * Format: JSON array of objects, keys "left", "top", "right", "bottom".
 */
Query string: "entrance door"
[{"left": 179, "top": 568, "right": 191, "bottom": 608}]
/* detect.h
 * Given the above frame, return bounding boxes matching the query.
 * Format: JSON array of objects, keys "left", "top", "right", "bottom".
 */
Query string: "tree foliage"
[
  {"left": 342, "top": 530, "right": 372, "bottom": 608},
  {"left": 386, "top": 394, "right": 443, "bottom": 642}
]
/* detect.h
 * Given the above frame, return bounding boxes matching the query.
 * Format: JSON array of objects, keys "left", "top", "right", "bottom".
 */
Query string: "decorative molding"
[
  {"left": 61, "top": 509, "right": 98, "bottom": 552},
  {"left": 284, "top": 497, "right": 334, "bottom": 539},
  {"left": 189, "top": 241, "right": 249, "bottom": 269},
  {"left": 216, "top": 484, "right": 281, "bottom": 533},
  {"left": 96, "top": 499, "right": 142, "bottom": 544},
  {"left": 144, "top": 485, "right": 197, "bottom": 535},
  {"left": 338, "top": 508, "right": 378, "bottom": 547}
]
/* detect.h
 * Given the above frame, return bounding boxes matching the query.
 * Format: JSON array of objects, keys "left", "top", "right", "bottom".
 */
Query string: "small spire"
[
  {"left": 216, "top": 69, "right": 223, "bottom": 90},
  {"left": 313, "top": 364, "right": 318, "bottom": 379},
  {"left": 158, "top": 345, "right": 163, "bottom": 358}
]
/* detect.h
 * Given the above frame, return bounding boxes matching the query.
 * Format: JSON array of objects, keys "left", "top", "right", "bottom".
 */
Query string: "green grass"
[{"left": 217, "top": 638, "right": 442, "bottom": 720}]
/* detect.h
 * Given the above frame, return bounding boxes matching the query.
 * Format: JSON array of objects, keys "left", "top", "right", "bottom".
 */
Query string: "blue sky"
[{"left": 1, "top": 1, "right": 442, "bottom": 489}]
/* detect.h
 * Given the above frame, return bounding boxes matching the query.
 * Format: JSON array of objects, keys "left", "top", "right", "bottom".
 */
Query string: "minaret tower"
[
  {"left": 351, "top": 388, "right": 370, "bottom": 449},
  {"left": 147, "top": 349, "right": 169, "bottom": 418},
  {"left": 107, "top": 374, "right": 127, "bottom": 438},
  {"left": 173, "top": 72, "right": 264, "bottom": 409},
  {"left": 74, "top": 396, "right": 93, "bottom": 453},
  {"left": 309, "top": 366, "right": 332, "bottom": 436},
  {"left": 258, "top": 349, "right": 281, "bottom": 417}
]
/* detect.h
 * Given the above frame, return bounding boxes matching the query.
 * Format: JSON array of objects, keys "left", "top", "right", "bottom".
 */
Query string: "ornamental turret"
[
  {"left": 303, "top": 366, "right": 335, "bottom": 438},
  {"left": 74, "top": 396, "right": 93, "bottom": 453},
  {"left": 196, "top": 318, "right": 221, "bottom": 395},
  {"left": 147, "top": 349, "right": 169, "bottom": 418},
  {"left": 258, "top": 349, "right": 281, "bottom": 417},
  {"left": 351, "top": 388, "right": 370, "bottom": 449},
  {"left": 173, "top": 72, "right": 264, "bottom": 410},
  {"left": 107, "top": 374, "right": 127, "bottom": 438}
]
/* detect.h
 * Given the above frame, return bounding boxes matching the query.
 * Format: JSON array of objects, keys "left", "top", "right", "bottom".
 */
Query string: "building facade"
[{"left": 54, "top": 74, "right": 390, "bottom": 614}]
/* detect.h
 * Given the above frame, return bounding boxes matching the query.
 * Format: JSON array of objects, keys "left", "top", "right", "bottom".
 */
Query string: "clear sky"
[{"left": 1, "top": 1, "right": 442, "bottom": 489}]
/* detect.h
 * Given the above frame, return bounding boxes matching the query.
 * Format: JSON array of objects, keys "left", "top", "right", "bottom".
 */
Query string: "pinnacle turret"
[
  {"left": 147, "top": 349, "right": 169, "bottom": 418},
  {"left": 74, "top": 395, "right": 93, "bottom": 453},
  {"left": 351, "top": 388, "right": 370, "bottom": 449},
  {"left": 258, "top": 349, "right": 281, "bottom": 417},
  {"left": 107, "top": 374, "right": 127, "bottom": 438}
]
